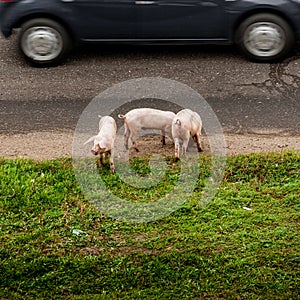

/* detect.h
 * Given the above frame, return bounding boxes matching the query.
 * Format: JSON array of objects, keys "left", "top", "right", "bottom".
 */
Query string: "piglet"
[
  {"left": 118, "top": 108, "right": 175, "bottom": 152},
  {"left": 172, "top": 108, "right": 203, "bottom": 160},
  {"left": 84, "top": 115, "right": 117, "bottom": 173}
]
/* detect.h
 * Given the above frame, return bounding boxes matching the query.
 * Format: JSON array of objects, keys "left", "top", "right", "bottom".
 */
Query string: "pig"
[
  {"left": 118, "top": 108, "right": 175, "bottom": 152},
  {"left": 84, "top": 115, "right": 117, "bottom": 173},
  {"left": 172, "top": 108, "right": 203, "bottom": 160}
]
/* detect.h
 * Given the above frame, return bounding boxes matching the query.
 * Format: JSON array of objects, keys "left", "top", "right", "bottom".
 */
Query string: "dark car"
[{"left": 0, "top": 0, "right": 300, "bottom": 66}]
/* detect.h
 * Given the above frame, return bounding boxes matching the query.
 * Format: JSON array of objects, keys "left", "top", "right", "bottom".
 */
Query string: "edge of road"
[{"left": 0, "top": 130, "right": 299, "bottom": 160}]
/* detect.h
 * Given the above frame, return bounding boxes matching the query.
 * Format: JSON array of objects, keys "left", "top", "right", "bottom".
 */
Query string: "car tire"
[
  {"left": 236, "top": 13, "right": 294, "bottom": 62},
  {"left": 18, "top": 18, "right": 72, "bottom": 67}
]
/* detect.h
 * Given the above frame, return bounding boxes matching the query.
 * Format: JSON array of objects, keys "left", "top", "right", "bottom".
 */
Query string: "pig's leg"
[
  {"left": 174, "top": 138, "right": 180, "bottom": 161},
  {"left": 182, "top": 139, "right": 189, "bottom": 156},
  {"left": 109, "top": 149, "right": 115, "bottom": 174},
  {"left": 124, "top": 125, "right": 130, "bottom": 150},
  {"left": 130, "top": 129, "right": 139, "bottom": 152},
  {"left": 193, "top": 133, "right": 203, "bottom": 152},
  {"left": 181, "top": 131, "right": 190, "bottom": 155},
  {"left": 161, "top": 129, "right": 166, "bottom": 145},
  {"left": 99, "top": 153, "right": 105, "bottom": 167}
]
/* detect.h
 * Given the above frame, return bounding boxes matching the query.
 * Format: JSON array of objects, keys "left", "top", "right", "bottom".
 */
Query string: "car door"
[
  {"left": 135, "top": 0, "right": 227, "bottom": 40},
  {"left": 67, "top": 0, "right": 137, "bottom": 40}
]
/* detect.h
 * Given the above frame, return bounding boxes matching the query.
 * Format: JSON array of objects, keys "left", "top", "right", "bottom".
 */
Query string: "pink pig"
[
  {"left": 172, "top": 109, "right": 203, "bottom": 160},
  {"left": 84, "top": 116, "right": 117, "bottom": 173},
  {"left": 118, "top": 108, "right": 175, "bottom": 152}
]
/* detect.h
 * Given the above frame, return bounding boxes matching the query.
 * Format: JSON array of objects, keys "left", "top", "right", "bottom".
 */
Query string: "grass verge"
[{"left": 0, "top": 151, "right": 299, "bottom": 299}]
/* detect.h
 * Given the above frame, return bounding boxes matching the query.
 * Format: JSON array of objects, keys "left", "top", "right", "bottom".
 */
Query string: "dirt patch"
[
  {"left": 0, "top": 131, "right": 73, "bottom": 160},
  {"left": 0, "top": 131, "right": 299, "bottom": 160}
]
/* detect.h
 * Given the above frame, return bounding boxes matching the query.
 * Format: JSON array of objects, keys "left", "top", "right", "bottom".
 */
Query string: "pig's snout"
[{"left": 91, "top": 149, "right": 98, "bottom": 155}]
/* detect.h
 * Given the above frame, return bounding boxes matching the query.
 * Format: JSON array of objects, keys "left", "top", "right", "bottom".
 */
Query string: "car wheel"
[
  {"left": 236, "top": 13, "right": 294, "bottom": 62},
  {"left": 18, "top": 18, "right": 72, "bottom": 67}
]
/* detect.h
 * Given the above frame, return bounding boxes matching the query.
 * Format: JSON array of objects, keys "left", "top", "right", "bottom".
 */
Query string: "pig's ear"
[
  {"left": 98, "top": 115, "right": 102, "bottom": 119},
  {"left": 84, "top": 136, "right": 96, "bottom": 145}
]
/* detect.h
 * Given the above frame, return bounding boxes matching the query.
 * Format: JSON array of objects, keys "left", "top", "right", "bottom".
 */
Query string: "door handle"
[
  {"left": 135, "top": 1, "right": 155, "bottom": 4},
  {"left": 201, "top": 1, "right": 218, "bottom": 7}
]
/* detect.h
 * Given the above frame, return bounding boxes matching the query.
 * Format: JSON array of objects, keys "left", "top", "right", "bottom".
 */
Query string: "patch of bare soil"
[{"left": 0, "top": 131, "right": 299, "bottom": 160}]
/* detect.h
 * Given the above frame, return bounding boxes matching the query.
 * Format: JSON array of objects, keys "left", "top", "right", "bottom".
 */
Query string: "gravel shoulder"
[{"left": 1, "top": 131, "right": 299, "bottom": 160}]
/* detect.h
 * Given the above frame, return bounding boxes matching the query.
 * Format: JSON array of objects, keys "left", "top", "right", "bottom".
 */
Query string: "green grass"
[{"left": 0, "top": 151, "right": 299, "bottom": 299}]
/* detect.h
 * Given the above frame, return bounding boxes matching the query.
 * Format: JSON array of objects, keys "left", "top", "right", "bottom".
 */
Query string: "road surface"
[{"left": 0, "top": 35, "right": 299, "bottom": 158}]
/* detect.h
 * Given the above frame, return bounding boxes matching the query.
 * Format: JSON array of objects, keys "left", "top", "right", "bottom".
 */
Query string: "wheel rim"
[
  {"left": 21, "top": 26, "right": 63, "bottom": 61},
  {"left": 243, "top": 22, "right": 286, "bottom": 57}
]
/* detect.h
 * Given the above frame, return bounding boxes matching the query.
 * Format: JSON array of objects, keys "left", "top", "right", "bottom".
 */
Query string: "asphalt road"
[{"left": 0, "top": 35, "right": 299, "bottom": 135}]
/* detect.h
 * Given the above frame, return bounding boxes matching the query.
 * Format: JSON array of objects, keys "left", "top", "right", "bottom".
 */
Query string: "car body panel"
[
  {"left": 65, "top": 0, "right": 137, "bottom": 39},
  {"left": 134, "top": 0, "right": 228, "bottom": 39}
]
